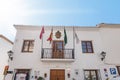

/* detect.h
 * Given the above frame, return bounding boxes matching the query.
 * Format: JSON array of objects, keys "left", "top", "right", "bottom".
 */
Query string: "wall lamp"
[
  {"left": 100, "top": 51, "right": 106, "bottom": 61},
  {"left": 44, "top": 73, "right": 47, "bottom": 78},
  {"left": 67, "top": 73, "right": 70, "bottom": 78},
  {"left": 7, "top": 50, "right": 13, "bottom": 61}
]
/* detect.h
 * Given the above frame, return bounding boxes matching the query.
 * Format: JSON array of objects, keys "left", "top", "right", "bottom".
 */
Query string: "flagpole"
[
  {"left": 41, "top": 33, "right": 43, "bottom": 50},
  {"left": 73, "top": 27, "right": 75, "bottom": 49},
  {"left": 50, "top": 26, "right": 53, "bottom": 44},
  {"left": 63, "top": 26, "right": 65, "bottom": 45},
  {"left": 41, "top": 27, "right": 44, "bottom": 58},
  {"left": 73, "top": 26, "right": 75, "bottom": 59}
]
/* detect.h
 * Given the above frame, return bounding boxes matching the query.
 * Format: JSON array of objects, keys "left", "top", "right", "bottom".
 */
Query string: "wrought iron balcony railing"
[{"left": 41, "top": 48, "right": 74, "bottom": 59}]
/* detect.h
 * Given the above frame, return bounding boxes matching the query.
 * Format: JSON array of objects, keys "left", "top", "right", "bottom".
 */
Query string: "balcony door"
[{"left": 52, "top": 40, "right": 64, "bottom": 58}]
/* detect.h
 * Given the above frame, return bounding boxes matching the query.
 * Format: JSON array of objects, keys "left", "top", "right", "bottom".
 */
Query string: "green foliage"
[
  {"left": 106, "top": 78, "right": 109, "bottom": 80},
  {"left": 37, "top": 76, "right": 44, "bottom": 80}
]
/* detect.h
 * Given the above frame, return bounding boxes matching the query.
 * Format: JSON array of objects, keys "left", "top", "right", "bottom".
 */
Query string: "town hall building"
[{"left": 5, "top": 23, "right": 120, "bottom": 80}]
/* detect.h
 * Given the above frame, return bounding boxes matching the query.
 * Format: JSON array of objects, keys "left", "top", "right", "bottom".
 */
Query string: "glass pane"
[
  {"left": 82, "top": 42, "right": 87, "bottom": 53},
  {"left": 29, "top": 41, "right": 34, "bottom": 51},
  {"left": 82, "top": 45, "right": 87, "bottom": 48},
  {"left": 87, "top": 45, "right": 92, "bottom": 48},
  {"left": 91, "top": 71, "right": 97, "bottom": 80},
  {"left": 57, "top": 42, "right": 63, "bottom": 51},
  {"left": 23, "top": 41, "right": 29, "bottom": 51},
  {"left": 23, "top": 46, "right": 28, "bottom": 51},
  {"left": 29, "top": 47, "right": 33, "bottom": 51},
  {"left": 82, "top": 42, "right": 86, "bottom": 46},
  {"left": 82, "top": 48, "right": 87, "bottom": 53},
  {"left": 30, "top": 41, "right": 34, "bottom": 46},
  {"left": 87, "top": 42, "right": 91, "bottom": 46},
  {"left": 87, "top": 48, "right": 92, "bottom": 53},
  {"left": 25, "top": 41, "right": 29, "bottom": 46},
  {"left": 84, "top": 71, "right": 91, "bottom": 80}
]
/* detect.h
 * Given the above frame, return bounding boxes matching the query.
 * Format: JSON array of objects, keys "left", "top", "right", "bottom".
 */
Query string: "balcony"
[{"left": 41, "top": 48, "right": 75, "bottom": 62}]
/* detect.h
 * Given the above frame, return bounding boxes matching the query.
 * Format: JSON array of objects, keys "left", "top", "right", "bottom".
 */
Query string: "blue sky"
[{"left": 0, "top": 0, "right": 120, "bottom": 41}]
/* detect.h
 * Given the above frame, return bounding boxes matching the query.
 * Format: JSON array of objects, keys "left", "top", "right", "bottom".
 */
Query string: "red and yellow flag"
[{"left": 47, "top": 28, "right": 53, "bottom": 43}]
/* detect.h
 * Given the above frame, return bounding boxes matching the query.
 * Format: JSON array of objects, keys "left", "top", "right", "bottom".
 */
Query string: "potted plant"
[
  {"left": 37, "top": 76, "right": 44, "bottom": 80},
  {"left": 106, "top": 78, "right": 109, "bottom": 80}
]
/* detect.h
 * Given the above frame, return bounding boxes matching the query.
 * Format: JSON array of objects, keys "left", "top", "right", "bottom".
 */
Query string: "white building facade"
[
  {"left": 0, "top": 35, "right": 13, "bottom": 80},
  {"left": 6, "top": 23, "right": 120, "bottom": 80}
]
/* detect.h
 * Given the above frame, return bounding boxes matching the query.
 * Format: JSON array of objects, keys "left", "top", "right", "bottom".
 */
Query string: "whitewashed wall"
[
  {"left": 0, "top": 37, "right": 13, "bottom": 80},
  {"left": 100, "top": 25, "right": 120, "bottom": 65},
  {"left": 6, "top": 24, "right": 120, "bottom": 80}
]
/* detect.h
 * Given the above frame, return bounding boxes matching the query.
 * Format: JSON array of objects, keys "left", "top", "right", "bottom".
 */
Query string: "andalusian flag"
[{"left": 64, "top": 28, "right": 67, "bottom": 45}]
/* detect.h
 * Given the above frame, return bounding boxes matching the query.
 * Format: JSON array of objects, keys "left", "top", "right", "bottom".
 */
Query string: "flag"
[
  {"left": 64, "top": 28, "right": 67, "bottom": 45},
  {"left": 40, "top": 27, "right": 44, "bottom": 39},
  {"left": 47, "top": 28, "right": 53, "bottom": 43},
  {"left": 75, "top": 32, "right": 79, "bottom": 43},
  {"left": 73, "top": 27, "right": 79, "bottom": 43}
]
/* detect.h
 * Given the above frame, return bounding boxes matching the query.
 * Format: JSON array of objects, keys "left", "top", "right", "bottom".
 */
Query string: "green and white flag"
[{"left": 64, "top": 28, "right": 67, "bottom": 45}]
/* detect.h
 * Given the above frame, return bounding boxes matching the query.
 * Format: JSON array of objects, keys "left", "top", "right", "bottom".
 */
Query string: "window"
[
  {"left": 84, "top": 70, "right": 100, "bottom": 80},
  {"left": 14, "top": 69, "right": 30, "bottom": 80},
  {"left": 22, "top": 40, "right": 34, "bottom": 52},
  {"left": 81, "top": 41, "right": 94, "bottom": 53},
  {"left": 117, "top": 66, "right": 120, "bottom": 75}
]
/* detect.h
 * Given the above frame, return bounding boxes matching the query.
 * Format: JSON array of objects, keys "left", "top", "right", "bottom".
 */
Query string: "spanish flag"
[{"left": 47, "top": 28, "right": 53, "bottom": 43}]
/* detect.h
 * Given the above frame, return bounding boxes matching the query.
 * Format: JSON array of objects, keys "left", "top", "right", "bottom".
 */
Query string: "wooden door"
[
  {"left": 52, "top": 41, "right": 64, "bottom": 58},
  {"left": 50, "top": 69, "right": 65, "bottom": 80}
]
